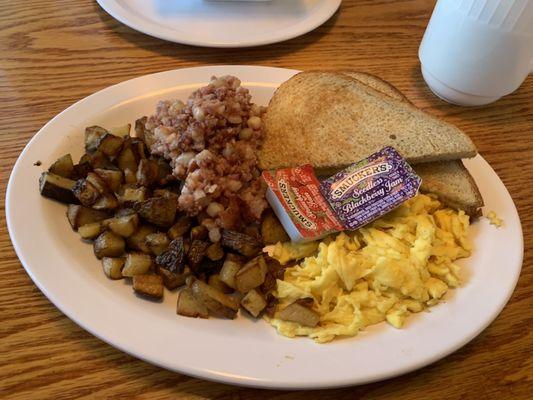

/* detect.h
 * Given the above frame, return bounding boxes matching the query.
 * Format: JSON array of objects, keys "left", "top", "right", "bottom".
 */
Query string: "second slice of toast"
[{"left": 328, "top": 70, "right": 483, "bottom": 216}]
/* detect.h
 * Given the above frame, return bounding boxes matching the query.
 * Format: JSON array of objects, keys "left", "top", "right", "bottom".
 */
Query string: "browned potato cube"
[
  {"left": 135, "top": 117, "right": 156, "bottom": 147},
  {"left": 226, "top": 253, "right": 246, "bottom": 263},
  {"left": 190, "top": 225, "right": 208, "bottom": 240},
  {"left": 187, "top": 240, "right": 209, "bottom": 270},
  {"left": 194, "top": 258, "right": 223, "bottom": 277},
  {"left": 168, "top": 215, "right": 192, "bottom": 239},
  {"left": 123, "top": 168, "right": 136, "bottom": 184},
  {"left": 70, "top": 161, "right": 92, "bottom": 181},
  {"left": 261, "top": 272, "right": 277, "bottom": 295},
  {"left": 88, "top": 150, "right": 116, "bottom": 170},
  {"left": 133, "top": 274, "right": 164, "bottom": 299},
  {"left": 93, "top": 231, "right": 125, "bottom": 259},
  {"left": 153, "top": 188, "right": 178, "bottom": 199},
  {"left": 265, "top": 257, "right": 286, "bottom": 279},
  {"left": 76, "top": 153, "right": 89, "bottom": 166},
  {"left": 66, "top": 205, "right": 110, "bottom": 230},
  {"left": 158, "top": 266, "right": 191, "bottom": 290},
  {"left": 39, "top": 172, "right": 78, "bottom": 204},
  {"left": 117, "top": 186, "right": 147, "bottom": 205},
  {"left": 122, "top": 252, "right": 152, "bottom": 277},
  {"left": 261, "top": 212, "right": 290, "bottom": 245},
  {"left": 108, "top": 124, "right": 131, "bottom": 137},
  {"left": 107, "top": 213, "right": 139, "bottom": 237},
  {"left": 85, "top": 126, "right": 108, "bottom": 153},
  {"left": 102, "top": 257, "right": 125, "bottom": 279},
  {"left": 114, "top": 207, "right": 136, "bottom": 217},
  {"left": 135, "top": 117, "right": 157, "bottom": 147},
  {"left": 136, "top": 159, "right": 159, "bottom": 187},
  {"left": 156, "top": 158, "right": 173, "bottom": 185},
  {"left": 278, "top": 302, "right": 320, "bottom": 327},
  {"left": 78, "top": 222, "right": 104, "bottom": 239},
  {"left": 145, "top": 232, "right": 170, "bottom": 256},
  {"left": 134, "top": 197, "right": 177, "bottom": 228},
  {"left": 206, "top": 242, "right": 224, "bottom": 261},
  {"left": 128, "top": 137, "right": 148, "bottom": 160},
  {"left": 72, "top": 179, "right": 100, "bottom": 206},
  {"left": 162, "top": 180, "right": 182, "bottom": 195},
  {"left": 92, "top": 193, "right": 119, "bottom": 210},
  {"left": 183, "top": 238, "right": 191, "bottom": 254},
  {"left": 189, "top": 278, "right": 239, "bottom": 319},
  {"left": 208, "top": 274, "right": 232, "bottom": 294},
  {"left": 79, "top": 154, "right": 92, "bottom": 164},
  {"left": 219, "top": 255, "right": 243, "bottom": 289},
  {"left": 243, "top": 225, "right": 261, "bottom": 240},
  {"left": 153, "top": 190, "right": 179, "bottom": 211},
  {"left": 117, "top": 146, "right": 138, "bottom": 174},
  {"left": 134, "top": 116, "right": 147, "bottom": 137},
  {"left": 94, "top": 168, "right": 123, "bottom": 192},
  {"left": 126, "top": 225, "right": 157, "bottom": 252},
  {"left": 155, "top": 237, "right": 185, "bottom": 273},
  {"left": 234, "top": 255, "right": 267, "bottom": 294},
  {"left": 96, "top": 133, "right": 124, "bottom": 157},
  {"left": 264, "top": 294, "right": 279, "bottom": 319},
  {"left": 48, "top": 154, "right": 74, "bottom": 178},
  {"left": 240, "top": 289, "right": 267, "bottom": 317},
  {"left": 86, "top": 172, "right": 109, "bottom": 194},
  {"left": 177, "top": 287, "right": 208, "bottom": 318},
  {"left": 221, "top": 230, "right": 261, "bottom": 257}
]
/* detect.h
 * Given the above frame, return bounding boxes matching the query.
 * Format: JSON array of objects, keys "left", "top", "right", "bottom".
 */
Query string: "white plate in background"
[
  {"left": 6, "top": 66, "right": 523, "bottom": 389},
  {"left": 96, "top": 0, "right": 342, "bottom": 47}
]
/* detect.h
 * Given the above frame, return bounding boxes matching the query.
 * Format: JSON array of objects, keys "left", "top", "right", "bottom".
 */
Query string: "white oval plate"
[
  {"left": 96, "top": 0, "right": 341, "bottom": 48},
  {"left": 6, "top": 66, "right": 523, "bottom": 389}
]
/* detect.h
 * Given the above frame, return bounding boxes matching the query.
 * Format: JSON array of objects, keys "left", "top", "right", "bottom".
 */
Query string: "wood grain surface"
[{"left": 1, "top": 1, "right": 532, "bottom": 398}]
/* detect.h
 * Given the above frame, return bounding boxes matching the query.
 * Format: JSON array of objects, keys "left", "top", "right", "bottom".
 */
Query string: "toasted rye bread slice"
[
  {"left": 331, "top": 71, "right": 484, "bottom": 216},
  {"left": 260, "top": 71, "right": 477, "bottom": 171},
  {"left": 414, "top": 160, "right": 483, "bottom": 217}
]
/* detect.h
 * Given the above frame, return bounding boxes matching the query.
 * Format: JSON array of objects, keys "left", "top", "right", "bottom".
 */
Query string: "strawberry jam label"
[{"left": 262, "top": 165, "right": 344, "bottom": 240}]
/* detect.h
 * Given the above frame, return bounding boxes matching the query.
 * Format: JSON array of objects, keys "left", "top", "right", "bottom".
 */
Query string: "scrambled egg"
[
  {"left": 486, "top": 211, "right": 503, "bottom": 227},
  {"left": 264, "top": 194, "right": 471, "bottom": 343}
]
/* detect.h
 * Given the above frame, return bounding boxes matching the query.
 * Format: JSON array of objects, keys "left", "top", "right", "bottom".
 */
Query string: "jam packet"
[
  {"left": 320, "top": 146, "right": 421, "bottom": 230},
  {"left": 262, "top": 165, "right": 345, "bottom": 241},
  {"left": 262, "top": 147, "right": 421, "bottom": 242}
]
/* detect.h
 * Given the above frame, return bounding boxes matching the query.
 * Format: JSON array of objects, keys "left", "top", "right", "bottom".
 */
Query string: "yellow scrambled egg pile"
[{"left": 264, "top": 194, "right": 471, "bottom": 343}]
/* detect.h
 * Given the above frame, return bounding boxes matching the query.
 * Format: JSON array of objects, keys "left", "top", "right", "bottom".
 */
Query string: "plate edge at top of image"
[{"left": 95, "top": 0, "right": 342, "bottom": 47}]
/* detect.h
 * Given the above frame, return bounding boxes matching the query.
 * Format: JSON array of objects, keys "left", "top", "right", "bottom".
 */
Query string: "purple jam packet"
[{"left": 320, "top": 147, "right": 421, "bottom": 230}]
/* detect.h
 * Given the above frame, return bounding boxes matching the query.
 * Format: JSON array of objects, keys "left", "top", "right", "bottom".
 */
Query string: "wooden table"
[{"left": 1, "top": 1, "right": 532, "bottom": 398}]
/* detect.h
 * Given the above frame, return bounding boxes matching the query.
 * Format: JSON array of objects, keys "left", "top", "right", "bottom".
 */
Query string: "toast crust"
[{"left": 338, "top": 70, "right": 409, "bottom": 104}]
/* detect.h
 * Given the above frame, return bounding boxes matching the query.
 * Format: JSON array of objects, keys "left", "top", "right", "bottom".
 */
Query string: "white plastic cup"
[{"left": 419, "top": 0, "right": 533, "bottom": 106}]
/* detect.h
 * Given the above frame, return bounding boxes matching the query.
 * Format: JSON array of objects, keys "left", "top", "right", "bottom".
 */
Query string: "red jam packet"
[{"left": 262, "top": 165, "right": 344, "bottom": 241}]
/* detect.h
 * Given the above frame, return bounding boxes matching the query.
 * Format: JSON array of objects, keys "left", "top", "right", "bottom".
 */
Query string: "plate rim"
[
  {"left": 95, "top": 0, "right": 342, "bottom": 48},
  {"left": 5, "top": 65, "right": 524, "bottom": 389}
]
